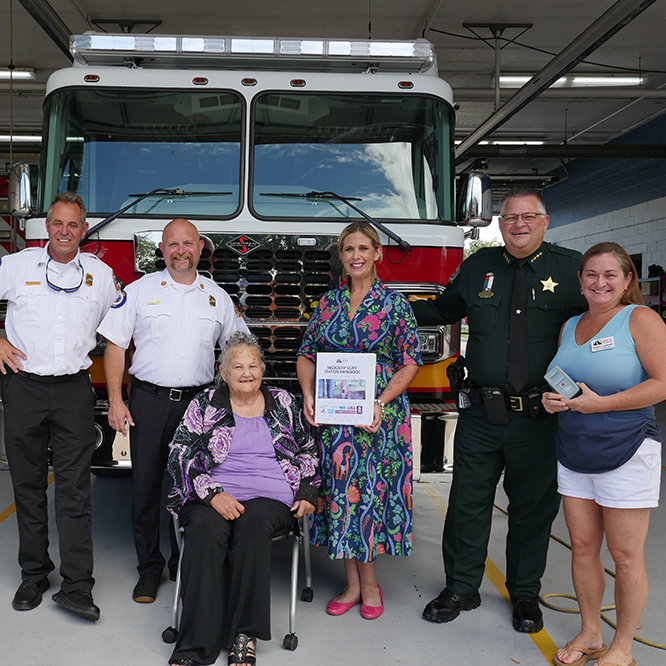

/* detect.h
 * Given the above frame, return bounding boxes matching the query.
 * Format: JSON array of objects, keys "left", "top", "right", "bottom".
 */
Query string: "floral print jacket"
[{"left": 167, "top": 384, "right": 321, "bottom": 516}]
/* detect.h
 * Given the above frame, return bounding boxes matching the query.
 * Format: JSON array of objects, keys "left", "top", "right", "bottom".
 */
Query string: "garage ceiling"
[{"left": 2, "top": 0, "right": 666, "bottom": 194}]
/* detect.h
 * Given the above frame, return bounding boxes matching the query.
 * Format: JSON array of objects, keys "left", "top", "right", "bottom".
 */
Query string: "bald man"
[{"left": 98, "top": 219, "right": 249, "bottom": 603}]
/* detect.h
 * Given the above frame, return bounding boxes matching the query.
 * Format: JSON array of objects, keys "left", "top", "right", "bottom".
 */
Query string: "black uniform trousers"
[
  {"left": 443, "top": 405, "right": 560, "bottom": 598},
  {"left": 170, "top": 498, "right": 293, "bottom": 665},
  {"left": 3, "top": 371, "right": 96, "bottom": 593},
  {"left": 128, "top": 384, "right": 188, "bottom": 576}
]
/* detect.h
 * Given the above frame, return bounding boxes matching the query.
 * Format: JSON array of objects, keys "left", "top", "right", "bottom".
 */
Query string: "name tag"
[
  {"left": 591, "top": 336, "right": 614, "bottom": 352},
  {"left": 147, "top": 300, "right": 162, "bottom": 305},
  {"left": 25, "top": 281, "right": 41, "bottom": 286}
]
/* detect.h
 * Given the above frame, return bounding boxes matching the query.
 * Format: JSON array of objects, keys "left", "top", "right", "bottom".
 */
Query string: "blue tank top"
[{"left": 548, "top": 304, "right": 661, "bottom": 473}]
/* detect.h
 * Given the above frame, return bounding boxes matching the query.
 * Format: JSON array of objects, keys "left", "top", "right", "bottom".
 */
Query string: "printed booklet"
[{"left": 315, "top": 352, "right": 377, "bottom": 425}]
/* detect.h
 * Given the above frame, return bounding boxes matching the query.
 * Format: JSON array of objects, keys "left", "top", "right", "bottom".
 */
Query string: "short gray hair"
[
  {"left": 499, "top": 187, "right": 546, "bottom": 216},
  {"left": 47, "top": 192, "right": 87, "bottom": 224},
  {"left": 215, "top": 331, "right": 265, "bottom": 386}
]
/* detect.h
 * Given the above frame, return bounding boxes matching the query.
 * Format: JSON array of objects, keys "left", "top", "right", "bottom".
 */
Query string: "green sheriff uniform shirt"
[{"left": 413, "top": 241, "right": 587, "bottom": 392}]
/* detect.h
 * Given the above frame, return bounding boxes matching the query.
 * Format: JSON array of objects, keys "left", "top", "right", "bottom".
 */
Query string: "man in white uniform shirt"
[
  {"left": 98, "top": 218, "right": 249, "bottom": 603},
  {"left": 0, "top": 192, "right": 117, "bottom": 621}
]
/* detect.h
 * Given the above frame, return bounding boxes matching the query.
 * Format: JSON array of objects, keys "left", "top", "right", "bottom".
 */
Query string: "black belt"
[
  {"left": 502, "top": 385, "right": 549, "bottom": 414},
  {"left": 132, "top": 377, "right": 210, "bottom": 402},
  {"left": 468, "top": 382, "right": 548, "bottom": 417},
  {"left": 17, "top": 370, "right": 87, "bottom": 384}
]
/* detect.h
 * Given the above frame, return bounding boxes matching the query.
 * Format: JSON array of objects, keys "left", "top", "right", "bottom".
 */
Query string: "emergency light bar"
[{"left": 69, "top": 34, "right": 437, "bottom": 74}]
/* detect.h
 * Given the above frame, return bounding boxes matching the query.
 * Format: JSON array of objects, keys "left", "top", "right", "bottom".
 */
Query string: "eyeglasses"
[
  {"left": 499, "top": 212, "right": 546, "bottom": 224},
  {"left": 45, "top": 255, "right": 84, "bottom": 293}
]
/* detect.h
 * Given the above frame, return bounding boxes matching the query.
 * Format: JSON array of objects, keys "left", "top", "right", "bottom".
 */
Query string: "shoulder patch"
[
  {"left": 111, "top": 290, "right": 127, "bottom": 309},
  {"left": 448, "top": 265, "right": 461, "bottom": 283}
]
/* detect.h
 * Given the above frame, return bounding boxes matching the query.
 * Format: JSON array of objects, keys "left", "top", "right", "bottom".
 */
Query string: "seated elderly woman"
[{"left": 165, "top": 331, "right": 320, "bottom": 666}]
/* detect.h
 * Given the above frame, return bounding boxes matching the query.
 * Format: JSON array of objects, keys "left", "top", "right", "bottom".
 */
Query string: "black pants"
[
  {"left": 128, "top": 385, "right": 187, "bottom": 576},
  {"left": 443, "top": 406, "right": 560, "bottom": 598},
  {"left": 171, "top": 498, "right": 293, "bottom": 666},
  {"left": 3, "top": 371, "right": 96, "bottom": 593}
]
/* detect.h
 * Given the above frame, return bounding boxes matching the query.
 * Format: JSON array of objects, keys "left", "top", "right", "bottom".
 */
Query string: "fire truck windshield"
[
  {"left": 38, "top": 88, "right": 243, "bottom": 216},
  {"left": 252, "top": 93, "right": 454, "bottom": 222},
  {"left": 38, "top": 88, "right": 454, "bottom": 223}
]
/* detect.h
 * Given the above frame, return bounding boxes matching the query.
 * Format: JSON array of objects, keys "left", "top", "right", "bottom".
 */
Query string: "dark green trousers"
[{"left": 443, "top": 405, "right": 560, "bottom": 598}]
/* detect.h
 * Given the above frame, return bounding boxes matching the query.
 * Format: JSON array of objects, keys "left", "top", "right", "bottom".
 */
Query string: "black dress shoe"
[
  {"left": 133, "top": 572, "right": 161, "bottom": 603},
  {"left": 52, "top": 589, "right": 100, "bottom": 621},
  {"left": 12, "top": 578, "right": 50, "bottom": 611},
  {"left": 422, "top": 588, "right": 481, "bottom": 623},
  {"left": 511, "top": 595, "right": 543, "bottom": 633}
]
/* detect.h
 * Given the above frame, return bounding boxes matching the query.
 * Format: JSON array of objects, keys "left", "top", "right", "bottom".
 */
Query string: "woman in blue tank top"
[{"left": 542, "top": 242, "right": 666, "bottom": 666}]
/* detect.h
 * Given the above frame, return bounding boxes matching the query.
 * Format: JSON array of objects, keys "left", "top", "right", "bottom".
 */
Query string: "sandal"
[
  {"left": 228, "top": 633, "right": 256, "bottom": 666},
  {"left": 553, "top": 643, "right": 608, "bottom": 666}
]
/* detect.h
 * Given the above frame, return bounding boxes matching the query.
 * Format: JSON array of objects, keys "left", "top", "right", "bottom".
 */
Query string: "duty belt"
[
  {"left": 132, "top": 378, "right": 211, "bottom": 402},
  {"left": 467, "top": 382, "right": 548, "bottom": 417}
]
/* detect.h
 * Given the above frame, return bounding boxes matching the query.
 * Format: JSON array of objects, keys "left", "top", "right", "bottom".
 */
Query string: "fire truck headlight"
[{"left": 418, "top": 325, "right": 452, "bottom": 364}]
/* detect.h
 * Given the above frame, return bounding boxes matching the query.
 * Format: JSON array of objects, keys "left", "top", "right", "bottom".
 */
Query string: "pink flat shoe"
[
  {"left": 327, "top": 596, "right": 361, "bottom": 616},
  {"left": 361, "top": 586, "right": 384, "bottom": 620}
]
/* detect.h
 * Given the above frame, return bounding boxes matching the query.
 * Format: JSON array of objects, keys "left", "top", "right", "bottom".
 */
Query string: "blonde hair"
[
  {"left": 337, "top": 221, "right": 383, "bottom": 280},
  {"left": 579, "top": 242, "right": 644, "bottom": 306}
]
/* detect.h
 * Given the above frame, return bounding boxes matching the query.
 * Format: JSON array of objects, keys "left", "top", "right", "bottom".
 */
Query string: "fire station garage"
[{"left": 1, "top": 2, "right": 665, "bottom": 666}]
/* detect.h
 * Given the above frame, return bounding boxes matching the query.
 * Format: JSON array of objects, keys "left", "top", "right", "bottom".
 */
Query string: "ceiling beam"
[
  {"left": 455, "top": 0, "right": 658, "bottom": 159},
  {"left": 456, "top": 144, "right": 666, "bottom": 164},
  {"left": 18, "top": 0, "right": 73, "bottom": 61}
]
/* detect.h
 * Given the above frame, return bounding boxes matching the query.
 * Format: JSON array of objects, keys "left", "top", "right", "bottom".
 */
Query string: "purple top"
[{"left": 211, "top": 414, "right": 295, "bottom": 506}]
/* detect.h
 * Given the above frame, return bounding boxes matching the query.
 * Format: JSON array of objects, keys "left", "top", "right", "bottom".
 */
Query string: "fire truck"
[{"left": 8, "top": 34, "right": 491, "bottom": 471}]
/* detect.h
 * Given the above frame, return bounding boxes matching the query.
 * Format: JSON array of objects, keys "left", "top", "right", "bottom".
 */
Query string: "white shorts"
[{"left": 557, "top": 437, "right": 662, "bottom": 509}]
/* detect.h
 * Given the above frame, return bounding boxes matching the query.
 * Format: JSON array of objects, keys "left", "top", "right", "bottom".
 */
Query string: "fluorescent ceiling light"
[
  {"left": 0, "top": 69, "right": 37, "bottom": 80},
  {"left": 500, "top": 74, "right": 645, "bottom": 88},
  {"left": 0, "top": 134, "right": 42, "bottom": 142},
  {"left": 454, "top": 139, "right": 544, "bottom": 145}
]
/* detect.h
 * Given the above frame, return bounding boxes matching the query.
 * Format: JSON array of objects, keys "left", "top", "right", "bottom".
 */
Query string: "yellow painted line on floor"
[
  {"left": 419, "top": 478, "right": 559, "bottom": 663},
  {"left": 0, "top": 472, "right": 54, "bottom": 524}
]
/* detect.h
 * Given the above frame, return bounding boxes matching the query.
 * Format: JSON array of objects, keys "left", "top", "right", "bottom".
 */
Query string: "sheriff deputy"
[{"left": 413, "top": 187, "right": 586, "bottom": 633}]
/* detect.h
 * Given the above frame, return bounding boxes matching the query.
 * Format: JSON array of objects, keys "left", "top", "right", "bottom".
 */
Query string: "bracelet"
[{"left": 374, "top": 398, "right": 386, "bottom": 416}]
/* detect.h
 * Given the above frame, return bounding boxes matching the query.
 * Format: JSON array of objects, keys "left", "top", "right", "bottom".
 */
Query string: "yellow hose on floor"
[{"left": 493, "top": 505, "right": 666, "bottom": 651}]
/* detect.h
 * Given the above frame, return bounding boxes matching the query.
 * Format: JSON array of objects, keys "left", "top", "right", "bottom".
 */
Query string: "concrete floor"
[{"left": 1, "top": 412, "right": 665, "bottom": 666}]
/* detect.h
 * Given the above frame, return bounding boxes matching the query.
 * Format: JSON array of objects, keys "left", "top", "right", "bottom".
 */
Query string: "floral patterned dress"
[{"left": 298, "top": 278, "right": 422, "bottom": 561}]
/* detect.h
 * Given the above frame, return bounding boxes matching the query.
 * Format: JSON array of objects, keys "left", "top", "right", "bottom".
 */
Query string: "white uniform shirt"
[
  {"left": 0, "top": 245, "right": 118, "bottom": 376},
  {"left": 97, "top": 269, "right": 249, "bottom": 387}
]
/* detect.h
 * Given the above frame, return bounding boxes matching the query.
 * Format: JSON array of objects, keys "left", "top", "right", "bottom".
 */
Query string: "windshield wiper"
[
  {"left": 81, "top": 188, "right": 232, "bottom": 245},
  {"left": 259, "top": 190, "right": 412, "bottom": 253}
]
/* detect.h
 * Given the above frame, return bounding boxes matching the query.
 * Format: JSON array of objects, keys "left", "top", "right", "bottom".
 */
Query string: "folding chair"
[{"left": 162, "top": 513, "right": 313, "bottom": 651}]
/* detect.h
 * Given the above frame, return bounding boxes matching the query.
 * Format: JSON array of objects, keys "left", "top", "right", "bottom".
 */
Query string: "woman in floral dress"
[{"left": 297, "top": 220, "right": 421, "bottom": 620}]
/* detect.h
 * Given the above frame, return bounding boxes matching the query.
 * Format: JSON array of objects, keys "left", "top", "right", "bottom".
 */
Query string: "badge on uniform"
[
  {"left": 147, "top": 300, "right": 162, "bottom": 305},
  {"left": 541, "top": 276, "right": 559, "bottom": 293},
  {"left": 478, "top": 272, "right": 494, "bottom": 298},
  {"left": 25, "top": 281, "right": 41, "bottom": 286},
  {"left": 209, "top": 295, "right": 216, "bottom": 307},
  {"left": 448, "top": 265, "right": 460, "bottom": 283},
  {"left": 200, "top": 283, "right": 205, "bottom": 290},
  {"left": 591, "top": 336, "right": 614, "bottom": 352},
  {"left": 85, "top": 273, "right": 93, "bottom": 287},
  {"left": 161, "top": 281, "right": 167, "bottom": 286}
]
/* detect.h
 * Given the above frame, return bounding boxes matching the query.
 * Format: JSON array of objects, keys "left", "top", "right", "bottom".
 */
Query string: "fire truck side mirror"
[
  {"left": 456, "top": 171, "right": 492, "bottom": 227},
  {"left": 9, "top": 162, "right": 35, "bottom": 220}
]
